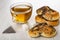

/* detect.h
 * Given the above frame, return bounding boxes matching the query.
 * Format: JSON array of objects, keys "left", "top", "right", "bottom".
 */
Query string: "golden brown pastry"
[
  {"left": 28, "top": 23, "right": 56, "bottom": 38},
  {"left": 46, "top": 20, "right": 59, "bottom": 26},
  {"left": 28, "top": 30, "right": 40, "bottom": 38},
  {"left": 43, "top": 10, "right": 59, "bottom": 21},
  {"left": 36, "top": 6, "right": 50, "bottom": 15},
  {"left": 36, "top": 6, "right": 59, "bottom": 21},
  {"left": 41, "top": 24, "right": 56, "bottom": 38},
  {"left": 28, "top": 24, "right": 41, "bottom": 38},
  {"left": 35, "top": 15, "right": 46, "bottom": 23},
  {"left": 35, "top": 15, "right": 59, "bottom": 26}
]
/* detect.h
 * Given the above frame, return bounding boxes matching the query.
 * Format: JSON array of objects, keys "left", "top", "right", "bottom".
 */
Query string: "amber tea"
[{"left": 10, "top": 3, "right": 32, "bottom": 23}]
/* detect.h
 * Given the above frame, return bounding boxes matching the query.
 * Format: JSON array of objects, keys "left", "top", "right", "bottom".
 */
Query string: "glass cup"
[{"left": 10, "top": 2, "right": 32, "bottom": 23}]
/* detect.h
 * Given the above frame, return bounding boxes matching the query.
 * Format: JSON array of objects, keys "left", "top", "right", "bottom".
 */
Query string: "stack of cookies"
[
  {"left": 28, "top": 6, "right": 59, "bottom": 38},
  {"left": 35, "top": 6, "right": 59, "bottom": 26}
]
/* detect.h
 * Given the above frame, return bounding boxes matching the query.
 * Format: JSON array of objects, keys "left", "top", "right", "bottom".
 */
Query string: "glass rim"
[
  {"left": 10, "top": 2, "right": 32, "bottom": 14},
  {"left": 10, "top": 2, "right": 32, "bottom": 8}
]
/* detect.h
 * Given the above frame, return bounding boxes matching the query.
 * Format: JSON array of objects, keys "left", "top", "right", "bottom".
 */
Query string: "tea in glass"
[{"left": 10, "top": 3, "right": 32, "bottom": 23}]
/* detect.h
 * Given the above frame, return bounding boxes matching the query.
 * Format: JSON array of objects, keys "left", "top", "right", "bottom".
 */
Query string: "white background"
[{"left": 0, "top": 0, "right": 60, "bottom": 40}]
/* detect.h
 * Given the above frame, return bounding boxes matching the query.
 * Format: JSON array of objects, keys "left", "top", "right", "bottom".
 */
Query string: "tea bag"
[{"left": 3, "top": 26, "right": 16, "bottom": 33}]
